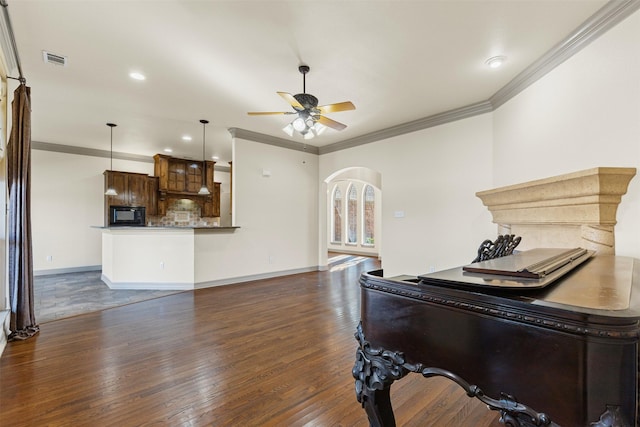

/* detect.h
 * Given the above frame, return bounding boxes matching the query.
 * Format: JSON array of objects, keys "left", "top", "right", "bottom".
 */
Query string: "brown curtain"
[{"left": 7, "top": 83, "right": 38, "bottom": 341}]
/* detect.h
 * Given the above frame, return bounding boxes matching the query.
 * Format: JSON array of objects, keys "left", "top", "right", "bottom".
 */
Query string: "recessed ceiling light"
[
  {"left": 129, "top": 71, "right": 146, "bottom": 81},
  {"left": 182, "top": 135, "right": 192, "bottom": 141},
  {"left": 485, "top": 56, "right": 507, "bottom": 69},
  {"left": 163, "top": 148, "right": 173, "bottom": 153}
]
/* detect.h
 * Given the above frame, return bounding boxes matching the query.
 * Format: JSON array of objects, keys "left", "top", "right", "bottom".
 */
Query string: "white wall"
[
  {"left": 205, "top": 138, "right": 319, "bottom": 279},
  {"left": 320, "top": 114, "right": 496, "bottom": 278},
  {"left": 31, "top": 150, "right": 153, "bottom": 273},
  {"left": 493, "top": 10, "right": 640, "bottom": 258}
]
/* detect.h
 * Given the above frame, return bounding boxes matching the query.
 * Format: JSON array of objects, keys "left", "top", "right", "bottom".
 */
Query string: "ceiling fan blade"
[
  {"left": 247, "top": 111, "right": 294, "bottom": 115},
  {"left": 317, "top": 115, "right": 347, "bottom": 131},
  {"left": 278, "top": 92, "right": 304, "bottom": 110},
  {"left": 317, "top": 101, "right": 356, "bottom": 114}
]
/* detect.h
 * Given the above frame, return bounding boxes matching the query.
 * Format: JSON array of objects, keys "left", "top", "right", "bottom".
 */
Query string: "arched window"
[
  {"left": 332, "top": 187, "right": 342, "bottom": 243},
  {"left": 347, "top": 184, "right": 358, "bottom": 244},
  {"left": 362, "top": 185, "right": 375, "bottom": 245}
]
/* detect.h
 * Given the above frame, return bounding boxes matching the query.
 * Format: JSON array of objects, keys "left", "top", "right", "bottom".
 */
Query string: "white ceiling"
[{"left": 6, "top": 0, "right": 609, "bottom": 166}]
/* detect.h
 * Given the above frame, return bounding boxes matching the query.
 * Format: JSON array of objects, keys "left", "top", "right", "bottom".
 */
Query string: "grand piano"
[{"left": 352, "top": 252, "right": 640, "bottom": 426}]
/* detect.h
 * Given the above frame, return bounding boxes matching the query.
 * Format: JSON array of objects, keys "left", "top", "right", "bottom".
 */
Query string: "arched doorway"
[{"left": 319, "top": 167, "right": 382, "bottom": 269}]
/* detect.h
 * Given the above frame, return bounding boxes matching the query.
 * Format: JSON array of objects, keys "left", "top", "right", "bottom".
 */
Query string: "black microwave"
[{"left": 110, "top": 206, "right": 145, "bottom": 226}]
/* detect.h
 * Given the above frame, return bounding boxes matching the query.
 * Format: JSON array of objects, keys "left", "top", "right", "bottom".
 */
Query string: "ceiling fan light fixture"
[
  {"left": 253, "top": 64, "right": 355, "bottom": 138},
  {"left": 282, "top": 123, "right": 294, "bottom": 137},
  {"left": 292, "top": 117, "right": 306, "bottom": 132},
  {"left": 305, "top": 117, "right": 315, "bottom": 128}
]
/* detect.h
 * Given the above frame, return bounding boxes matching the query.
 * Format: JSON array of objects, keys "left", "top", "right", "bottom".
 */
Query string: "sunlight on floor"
[{"left": 329, "top": 255, "right": 368, "bottom": 272}]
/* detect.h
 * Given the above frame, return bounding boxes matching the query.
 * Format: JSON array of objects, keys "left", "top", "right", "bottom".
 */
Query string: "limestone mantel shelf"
[{"left": 476, "top": 167, "right": 636, "bottom": 255}]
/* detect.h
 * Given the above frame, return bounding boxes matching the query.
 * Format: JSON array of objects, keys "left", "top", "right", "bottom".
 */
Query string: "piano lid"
[
  {"left": 418, "top": 253, "right": 634, "bottom": 311},
  {"left": 419, "top": 248, "right": 594, "bottom": 291}
]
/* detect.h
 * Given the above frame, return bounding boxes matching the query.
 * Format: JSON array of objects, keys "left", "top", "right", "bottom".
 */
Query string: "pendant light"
[
  {"left": 198, "top": 119, "right": 211, "bottom": 195},
  {"left": 104, "top": 123, "right": 118, "bottom": 196}
]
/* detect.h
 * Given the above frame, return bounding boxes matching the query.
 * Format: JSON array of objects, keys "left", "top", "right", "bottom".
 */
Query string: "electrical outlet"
[
  {"left": 160, "top": 261, "right": 164, "bottom": 269},
  {"left": 46, "top": 255, "right": 53, "bottom": 262}
]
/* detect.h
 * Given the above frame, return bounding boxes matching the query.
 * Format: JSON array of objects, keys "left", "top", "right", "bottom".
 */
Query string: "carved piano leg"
[
  {"left": 353, "top": 322, "right": 408, "bottom": 427},
  {"left": 354, "top": 322, "right": 560, "bottom": 427}
]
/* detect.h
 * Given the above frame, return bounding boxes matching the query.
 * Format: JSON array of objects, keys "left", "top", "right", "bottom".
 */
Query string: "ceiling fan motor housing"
[{"left": 293, "top": 93, "right": 319, "bottom": 110}]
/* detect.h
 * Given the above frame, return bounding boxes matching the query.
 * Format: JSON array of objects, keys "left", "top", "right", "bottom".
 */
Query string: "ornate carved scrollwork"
[
  {"left": 407, "top": 367, "right": 555, "bottom": 427},
  {"left": 473, "top": 234, "right": 522, "bottom": 263},
  {"left": 590, "top": 405, "right": 631, "bottom": 427},
  {"left": 353, "top": 323, "right": 557, "bottom": 427},
  {"left": 352, "top": 322, "right": 408, "bottom": 402}
]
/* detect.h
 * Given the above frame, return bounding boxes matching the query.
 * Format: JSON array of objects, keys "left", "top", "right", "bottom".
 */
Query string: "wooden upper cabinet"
[
  {"left": 186, "top": 161, "right": 204, "bottom": 193},
  {"left": 153, "top": 154, "right": 220, "bottom": 217},
  {"left": 127, "top": 173, "right": 148, "bottom": 207},
  {"left": 154, "top": 154, "right": 214, "bottom": 194},
  {"left": 104, "top": 170, "right": 156, "bottom": 225},
  {"left": 147, "top": 176, "right": 158, "bottom": 216},
  {"left": 168, "top": 160, "right": 186, "bottom": 192},
  {"left": 104, "top": 171, "right": 149, "bottom": 207}
]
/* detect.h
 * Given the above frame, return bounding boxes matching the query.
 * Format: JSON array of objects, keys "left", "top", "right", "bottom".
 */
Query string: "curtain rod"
[{"left": 0, "top": 0, "right": 25, "bottom": 84}]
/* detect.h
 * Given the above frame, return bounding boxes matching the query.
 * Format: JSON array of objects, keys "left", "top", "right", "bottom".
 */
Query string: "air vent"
[{"left": 42, "top": 50, "right": 68, "bottom": 66}]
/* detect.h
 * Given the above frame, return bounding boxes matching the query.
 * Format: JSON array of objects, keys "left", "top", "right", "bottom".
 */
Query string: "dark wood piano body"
[{"left": 353, "top": 256, "right": 640, "bottom": 426}]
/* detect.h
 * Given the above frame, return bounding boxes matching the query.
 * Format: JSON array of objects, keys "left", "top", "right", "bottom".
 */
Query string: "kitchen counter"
[
  {"left": 95, "top": 225, "right": 240, "bottom": 230},
  {"left": 100, "top": 226, "right": 242, "bottom": 290}
]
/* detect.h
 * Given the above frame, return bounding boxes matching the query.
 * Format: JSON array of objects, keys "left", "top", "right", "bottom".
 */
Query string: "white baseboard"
[
  {"left": 35, "top": 265, "right": 102, "bottom": 276},
  {"left": 100, "top": 274, "right": 194, "bottom": 290},
  {"left": 195, "top": 266, "right": 321, "bottom": 289}
]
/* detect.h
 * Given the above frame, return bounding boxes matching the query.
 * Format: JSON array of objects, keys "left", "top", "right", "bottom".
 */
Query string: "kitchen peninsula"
[
  {"left": 101, "top": 154, "right": 238, "bottom": 289},
  {"left": 101, "top": 225, "right": 239, "bottom": 290}
]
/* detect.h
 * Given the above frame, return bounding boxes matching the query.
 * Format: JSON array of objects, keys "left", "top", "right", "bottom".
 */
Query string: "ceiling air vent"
[{"left": 42, "top": 50, "right": 68, "bottom": 66}]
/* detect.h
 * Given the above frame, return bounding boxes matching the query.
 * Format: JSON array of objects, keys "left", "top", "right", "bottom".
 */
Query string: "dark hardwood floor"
[{"left": 1, "top": 254, "right": 500, "bottom": 426}]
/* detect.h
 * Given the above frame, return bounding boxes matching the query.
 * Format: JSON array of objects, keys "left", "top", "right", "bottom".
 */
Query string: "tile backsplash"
[{"left": 148, "top": 199, "right": 219, "bottom": 227}]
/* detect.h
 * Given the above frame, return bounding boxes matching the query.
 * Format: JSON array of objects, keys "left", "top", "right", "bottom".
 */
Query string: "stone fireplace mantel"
[{"left": 476, "top": 167, "right": 636, "bottom": 254}]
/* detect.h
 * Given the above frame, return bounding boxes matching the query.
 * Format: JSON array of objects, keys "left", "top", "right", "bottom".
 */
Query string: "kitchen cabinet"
[
  {"left": 104, "top": 171, "right": 157, "bottom": 225},
  {"left": 153, "top": 154, "right": 220, "bottom": 217}
]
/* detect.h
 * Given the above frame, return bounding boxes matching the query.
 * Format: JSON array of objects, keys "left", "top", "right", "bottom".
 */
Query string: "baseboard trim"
[
  {"left": 35, "top": 265, "right": 102, "bottom": 277},
  {"left": 101, "top": 274, "right": 194, "bottom": 291},
  {"left": 194, "top": 266, "right": 321, "bottom": 289}
]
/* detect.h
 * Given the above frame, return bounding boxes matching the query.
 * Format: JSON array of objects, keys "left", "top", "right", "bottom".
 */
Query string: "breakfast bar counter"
[{"left": 100, "top": 226, "right": 240, "bottom": 290}]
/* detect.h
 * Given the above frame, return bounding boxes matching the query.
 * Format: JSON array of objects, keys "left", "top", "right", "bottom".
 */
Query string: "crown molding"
[
  {"left": 490, "top": 0, "right": 640, "bottom": 109},
  {"left": 318, "top": 101, "right": 493, "bottom": 155},
  {"left": 32, "top": 141, "right": 154, "bottom": 163},
  {"left": 228, "top": 127, "right": 320, "bottom": 155},
  {"left": 31, "top": 141, "right": 231, "bottom": 172}
]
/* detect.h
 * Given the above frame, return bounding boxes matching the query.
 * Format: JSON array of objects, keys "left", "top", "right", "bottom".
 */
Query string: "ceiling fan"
[{"left": 248, "top": 65, "right": 355, "bottom": 139}]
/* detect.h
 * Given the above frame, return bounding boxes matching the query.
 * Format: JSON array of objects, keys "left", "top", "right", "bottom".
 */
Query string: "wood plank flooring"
[{"left": 1, "top": 255, "right": 501, "bottom": 426}]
